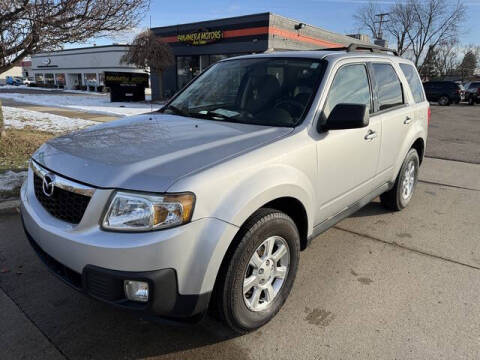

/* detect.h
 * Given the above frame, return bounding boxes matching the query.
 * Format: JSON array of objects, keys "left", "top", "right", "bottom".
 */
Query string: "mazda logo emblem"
[{"left": 42, "top": 173, "right": 55, "bottom": 197}]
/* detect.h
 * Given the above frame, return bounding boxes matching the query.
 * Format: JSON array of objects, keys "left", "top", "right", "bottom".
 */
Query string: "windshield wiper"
[
  {"left": 162, "top": 104, "right": 190, "bottom": 117},
  {"left": 192, "top": 110, "right": 238, "bottom": 121}
]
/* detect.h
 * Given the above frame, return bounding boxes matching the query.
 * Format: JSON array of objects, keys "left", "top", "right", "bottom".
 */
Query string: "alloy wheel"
[
  {"left": 243, "top": 236, "right": 290, "bottom": 312},
  {"left": 401, "top": 160, "right": 416, "bottom": 200}
]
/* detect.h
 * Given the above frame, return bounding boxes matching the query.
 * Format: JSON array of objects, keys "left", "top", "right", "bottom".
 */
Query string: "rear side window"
[
  {"left": 371, "top": 63, "right": 404, "bottom": 111},
  {"left": 399, "top": 63, "right": 425, "bottom": 103},
  {"left": 323, "top": 64, "right": 371, "bottom": 119}
]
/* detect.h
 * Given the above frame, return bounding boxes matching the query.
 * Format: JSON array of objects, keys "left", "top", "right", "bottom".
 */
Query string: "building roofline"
[
  {"left": 151, "top": 12, "right": 272, "bottom": 31},
  {"left": 31, "top": 44, "right": 130, "bottom": 57}
]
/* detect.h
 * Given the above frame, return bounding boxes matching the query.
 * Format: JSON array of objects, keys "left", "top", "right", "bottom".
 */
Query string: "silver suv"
[{"left": 21, "top": 46, "right": 429, "bottom": 333}]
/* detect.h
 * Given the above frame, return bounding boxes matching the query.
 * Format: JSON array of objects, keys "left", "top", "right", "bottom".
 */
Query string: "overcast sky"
[{"left": 74, "top": 0, "right": 480, "bottom": 47}]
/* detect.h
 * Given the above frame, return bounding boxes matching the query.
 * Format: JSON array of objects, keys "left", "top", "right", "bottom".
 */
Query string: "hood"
[{"left": 33, "top": 113, "right": 293, "bottom": 192}]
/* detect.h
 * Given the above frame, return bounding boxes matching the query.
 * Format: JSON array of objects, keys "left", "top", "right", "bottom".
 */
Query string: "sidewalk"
[
  {"left": 0, "top": 288, "right": 64, "bottom": 360},
  {"left": 1, "top": 98, "right": 118, "bottom": 122}
]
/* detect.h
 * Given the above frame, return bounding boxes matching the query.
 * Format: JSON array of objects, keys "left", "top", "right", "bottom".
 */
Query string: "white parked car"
[{"left": 23, "top": 78, "right": 35, "bottom": 86}]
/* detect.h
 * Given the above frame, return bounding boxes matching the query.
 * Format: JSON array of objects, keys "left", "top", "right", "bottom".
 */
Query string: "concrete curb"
[{"left": 0, "top": 199, "right": 20, "bottom": 215}]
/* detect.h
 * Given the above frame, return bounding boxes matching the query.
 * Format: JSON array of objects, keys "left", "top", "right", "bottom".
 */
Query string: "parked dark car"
[
  {"left": 464, "top": 82, "right": 480, "bottom": 105},
  {"left": 423, "top": 81, "right": 464, "bottom": 106}
]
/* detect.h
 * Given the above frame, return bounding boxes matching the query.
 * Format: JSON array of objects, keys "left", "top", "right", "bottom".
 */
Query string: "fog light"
[{"left": 124, "top": 280, "right": 149, "bottom": 302}]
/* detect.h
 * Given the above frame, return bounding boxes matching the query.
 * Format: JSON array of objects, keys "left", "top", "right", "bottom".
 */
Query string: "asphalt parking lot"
[{"left": 1, "top": 105, "right": 479, "bottom": 359}]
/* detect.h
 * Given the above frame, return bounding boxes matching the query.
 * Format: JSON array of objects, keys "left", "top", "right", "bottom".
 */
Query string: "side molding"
[{"left": 307, "top": 181, "right": 393, "bottom": 246}]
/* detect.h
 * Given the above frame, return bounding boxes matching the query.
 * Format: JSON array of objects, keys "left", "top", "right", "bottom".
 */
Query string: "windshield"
[{"left": 163, "top": 58, "right": 326, "bottom": 127}]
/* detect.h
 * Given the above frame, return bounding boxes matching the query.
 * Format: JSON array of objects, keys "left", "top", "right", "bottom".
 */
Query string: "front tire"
[
  {"left": 214, "top": 208, "right": 300, "bottom": 333},
  {"left": 381, "top": 148, "right": 420, "bottom": 211}
]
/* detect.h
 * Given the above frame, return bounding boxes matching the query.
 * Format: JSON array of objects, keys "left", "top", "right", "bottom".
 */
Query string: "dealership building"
[
  {"left": 151, "top": 12, "right": 370, "bottom": 100},
  {"left": 30, "top": 45, "right": 147, "bottom": 90}
]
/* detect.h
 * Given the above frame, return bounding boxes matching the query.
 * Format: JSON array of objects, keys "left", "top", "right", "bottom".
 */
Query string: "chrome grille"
[{"left": 31, "top": 161, "right": 95, "bottom": 224}]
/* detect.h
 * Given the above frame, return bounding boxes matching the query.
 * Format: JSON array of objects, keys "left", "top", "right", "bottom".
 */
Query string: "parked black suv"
[
  {"left": 464, "top": 82, "right": 480, "bottom": 105},
  {"left": 423, "top": 81, "right": 464, "bottom": 106}
]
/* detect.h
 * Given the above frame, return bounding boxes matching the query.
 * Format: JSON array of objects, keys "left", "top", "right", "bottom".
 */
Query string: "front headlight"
[{"left": 102, "top": 191, "right": 195, "bottom": 231}]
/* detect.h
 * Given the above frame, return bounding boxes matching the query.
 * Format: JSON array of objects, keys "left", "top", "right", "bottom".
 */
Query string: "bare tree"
[
  {"left": 385, "top": 1, "right": 415, "bottom": 55},
  {"left": 0, "top": 0, "right": 150, "bottom": 74},
  {"left": 120, "top": 30, "right": 173, "bottom": 73},
  {"left": 407, "top": 0, "right": 466, "bottom": 66},
  {"left": 354, "top": 2, "right": 382, "bottom": 40},
  {"left": 354, "top": 0, "right": 466, "bottom": 66},
  {"left": 434, "top": 39, "right": 459, "bottom": 77}
]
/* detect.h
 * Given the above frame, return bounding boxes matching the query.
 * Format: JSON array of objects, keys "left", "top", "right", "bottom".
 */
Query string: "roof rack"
[{"left": 320, "top": 43, "right": 399, "bottom": 56}]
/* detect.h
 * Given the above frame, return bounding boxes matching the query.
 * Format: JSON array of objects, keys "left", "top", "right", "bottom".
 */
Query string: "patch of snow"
[
  {"left": 0, "top": 170, "right": 27, "bottom": 198},
  {"left": 0, "top": 85, "right": 28, "bottom": 90},
  {"left": 0, "top": 92, "right": 157, "bottom": 116},
  {"left": 1, "top": 85, "right": 106, "bottom": 96},
  {"left": 3, "top": 106, "right": 97, "bottom": 133}
]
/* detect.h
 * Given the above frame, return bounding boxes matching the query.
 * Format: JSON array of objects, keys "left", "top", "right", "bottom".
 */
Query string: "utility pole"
[{"left": 374, "top": 13, "right": 390, "bottom": 40}]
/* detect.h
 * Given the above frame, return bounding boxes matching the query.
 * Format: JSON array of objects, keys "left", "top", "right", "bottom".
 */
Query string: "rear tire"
[
  {"left": 438, "top": 95, "right": 450, "bottom": 106},
  {"left": 468, "top": 96, "right": 475, "bottom": 105},
  {"left": 381, "top": 148, "right": 420, "bottom": 211},
  {"left": 213, "top": 208, "right": 300, "bottom": 333}
]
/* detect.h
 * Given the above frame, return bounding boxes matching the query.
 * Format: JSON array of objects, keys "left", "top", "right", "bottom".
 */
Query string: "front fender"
[
  {"left": 196, "top": 164, "right": 315, "bottom": 294},
  {"left": 219, "top": 164, "right": 315, "bottom": 233}
]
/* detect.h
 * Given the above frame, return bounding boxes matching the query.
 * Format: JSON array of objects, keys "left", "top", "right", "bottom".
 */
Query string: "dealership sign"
[
  {"left": 104, "top": 72, "right": 149, "bottom": 88},
  {"left": 177, "top": 30, "right": 223, "bottom": 45}
]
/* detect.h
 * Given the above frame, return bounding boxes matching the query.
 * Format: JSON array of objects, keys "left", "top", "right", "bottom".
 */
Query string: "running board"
[{"left": 307, "top": 182, "right": 393, "bottom": 246}]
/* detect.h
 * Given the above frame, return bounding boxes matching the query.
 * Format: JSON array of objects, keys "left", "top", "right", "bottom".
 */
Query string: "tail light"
[
  {"left": 427, "top": 107, "right": 431, "bottom": 126},
  {"left": 477, "top": 88, "right": 480, "bottom": 95}
]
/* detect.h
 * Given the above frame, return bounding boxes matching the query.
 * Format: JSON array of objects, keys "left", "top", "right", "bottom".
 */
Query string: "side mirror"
[{"left": 321, "top": 103, "right": 369, "bottom": 131}]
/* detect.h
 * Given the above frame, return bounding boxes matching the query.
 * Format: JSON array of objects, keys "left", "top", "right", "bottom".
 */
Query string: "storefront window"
[
  {"left": 177, "top": 56, "right": 200, "bottom": 89},
  {"left": 85, "top": 73, "right": 97, "bottom": 85},
  {"left": 209, "top": 54, "right": 229, "bottom": 65},
  {"left": 34, "top": 73, "right": 44, "bottom": 84},
  {"left": 44, "top": 73, "right": 54, "bottom": 85},
  {"left": 55, "top": 73, "right": 65, "bottom": 86},
  {"left": 174, "top": 54, "right": 247, "bottom": 92},
  {"left": 98, "top": 73, "right": 105, "bottom": 86}
]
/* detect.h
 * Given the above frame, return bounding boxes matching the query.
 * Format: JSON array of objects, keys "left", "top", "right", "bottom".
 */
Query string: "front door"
[{"left": 314, "top": 62, "right": 381, "bottom": 224}]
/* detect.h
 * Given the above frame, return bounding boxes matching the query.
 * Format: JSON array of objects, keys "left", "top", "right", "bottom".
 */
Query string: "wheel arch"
[
  {"left": 217, "top": 195, "right": 310, "bottom": 279},
  {"left": 411, "top": 137, "right": 425, "bottom": 164},
  {"left": 208, "top": 197, "right": 308, "bottom": 315}
]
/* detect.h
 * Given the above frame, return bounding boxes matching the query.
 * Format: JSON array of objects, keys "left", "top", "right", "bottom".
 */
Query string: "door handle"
[
  {"left": 364, "top": 129, "right": 377, "bottom": 141},
  {"left": 404, "top": 116, "right": 412, "bottom": 124}
]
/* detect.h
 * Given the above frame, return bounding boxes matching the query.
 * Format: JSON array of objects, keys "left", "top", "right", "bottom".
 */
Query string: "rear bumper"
[{"left": 23, "top": 222, "right": 210, "bottom": 320}]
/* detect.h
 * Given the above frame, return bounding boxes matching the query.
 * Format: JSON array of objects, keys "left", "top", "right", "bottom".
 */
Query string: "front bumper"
[
  {"left": 23, "top": 223, "right": 209, "bottom": 319},
  {"left": 20, "top": 166, "right": 239, "bottom": 319}
]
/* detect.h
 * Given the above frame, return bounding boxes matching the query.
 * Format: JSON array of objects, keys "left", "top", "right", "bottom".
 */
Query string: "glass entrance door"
[{"left": 177, "top": 56, "right": 200, "bottom": 89}]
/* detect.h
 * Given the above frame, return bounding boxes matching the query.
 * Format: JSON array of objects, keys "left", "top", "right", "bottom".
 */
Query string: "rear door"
[
  {"left": 368, "top": 61, "right": 412, "bottom": 182},
  {"left": 399, "top": 62, "right": 429, "bottom": 135}
]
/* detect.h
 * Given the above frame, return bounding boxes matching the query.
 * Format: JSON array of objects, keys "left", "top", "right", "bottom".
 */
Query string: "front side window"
[
  {"left": 164, "top": 58, "right": 326, "bottom": 127},
  {"left": 323, "top": 63, "right": 371, "bottom": 121},
  {"left": 399, "top": 63, "right": 425, "bottom": 103},
  {"left": 371, "top": 63, "right": 404, "bottom": 111}
]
